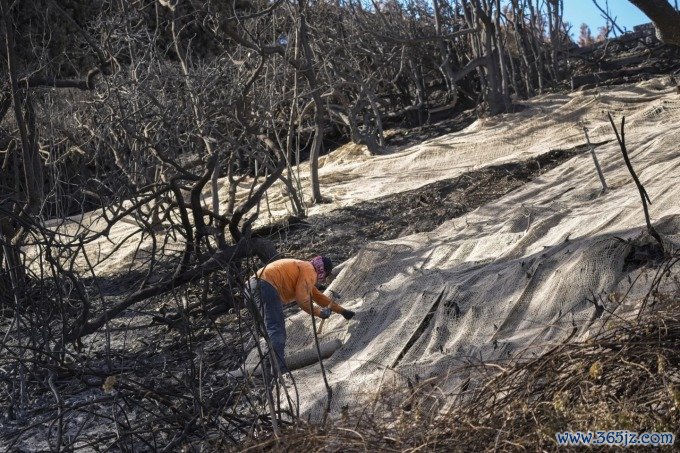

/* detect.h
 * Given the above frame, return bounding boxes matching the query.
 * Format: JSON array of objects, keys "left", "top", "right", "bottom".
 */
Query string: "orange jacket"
[{"left": 256, "top": 259, "right": 344, "bottom": 317}]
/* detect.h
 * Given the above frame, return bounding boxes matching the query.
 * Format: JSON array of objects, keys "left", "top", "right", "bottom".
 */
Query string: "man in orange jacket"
[{"left": 246, "top": 256, "right": 355, "bottom": 374}]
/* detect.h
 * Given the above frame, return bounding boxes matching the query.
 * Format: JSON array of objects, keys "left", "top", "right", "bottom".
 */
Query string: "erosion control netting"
[
  {"left": 255, "top": 77, "right": 679, "bottom": 219},
  {"left": 277, "top": 77, "right": 680, "bottom": 419}
]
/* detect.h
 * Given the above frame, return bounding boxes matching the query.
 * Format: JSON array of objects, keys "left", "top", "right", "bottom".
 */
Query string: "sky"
[{"left": 562, "top": 0, "right": 657, "bottom": 38}]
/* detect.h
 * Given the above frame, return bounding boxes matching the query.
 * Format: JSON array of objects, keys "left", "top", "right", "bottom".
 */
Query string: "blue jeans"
[{"left": 247, "top": 278, "right": 288, "bottom": 374}]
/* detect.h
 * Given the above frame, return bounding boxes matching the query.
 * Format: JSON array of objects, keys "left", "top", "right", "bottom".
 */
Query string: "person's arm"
[
  {"left": 294, "top": 263, "right": 355, "bottom": 320},
  {"left": 311, "top": 286, "right": 345, "bottom": 314}
]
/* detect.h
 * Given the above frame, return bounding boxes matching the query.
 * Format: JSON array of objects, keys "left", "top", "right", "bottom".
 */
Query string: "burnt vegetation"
[{"left": 0, "top": 0, "right": 679, "bottom": 450}]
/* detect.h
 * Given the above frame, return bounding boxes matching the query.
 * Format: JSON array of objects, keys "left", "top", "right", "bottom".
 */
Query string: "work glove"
[
  {"left": 341, "top": 309, "right": 355, "bottom": 320},
  {"left": 319, "top": 307, "right": 332, "bottom": 319}
]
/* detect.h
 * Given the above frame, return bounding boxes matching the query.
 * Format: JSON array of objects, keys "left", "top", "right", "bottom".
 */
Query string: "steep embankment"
[{"left": 272, "top": 76, "right": 680, "bottom": 419}]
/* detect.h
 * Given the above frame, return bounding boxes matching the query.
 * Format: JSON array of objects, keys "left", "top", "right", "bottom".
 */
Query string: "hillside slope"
[
  {"left": 18, "top": 77, "right": 679, "bottom": 448},
  {"left": 270, "top": 76, "right": 680, "bottom": 418}
]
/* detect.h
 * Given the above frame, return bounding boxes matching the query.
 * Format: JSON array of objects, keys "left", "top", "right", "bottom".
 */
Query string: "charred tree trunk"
[
  {"left": 433, "top": 0, "right": 460, "bottom": 106},
  {"left": 297, "top": 2, "right": 326, "bottom": 204},
  {"left": 493, "top": 0, "right": 511, "bottom": 103},
  {"left": 470, "top": 0, "right": 511, "bottom": 114},
  {"left": 628, "top": 0, "right": 680, "bottom": 46},
  {"left": 1, "top": 0, "right": 44, "bottom": 216},
  {"left": 408, "top": 54, "right": 428, "bottom": 126},
  {"left": 527, "top": 0, "right": 547, "bottom": 93}
]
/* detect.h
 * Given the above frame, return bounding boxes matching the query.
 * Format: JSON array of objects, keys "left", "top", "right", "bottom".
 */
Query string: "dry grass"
[{"left": 237, "top": 290, "right": 680, "bottom": 452}]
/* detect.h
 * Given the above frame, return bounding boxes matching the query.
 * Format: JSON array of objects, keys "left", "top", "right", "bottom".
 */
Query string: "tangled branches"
[{"left": 0, "top": 251, "right": 300, "bottom": 451}]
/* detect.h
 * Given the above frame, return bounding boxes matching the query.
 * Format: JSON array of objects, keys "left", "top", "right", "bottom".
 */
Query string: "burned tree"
[{"left": 628, "top": 0, "right": 680, "bottom": 46}]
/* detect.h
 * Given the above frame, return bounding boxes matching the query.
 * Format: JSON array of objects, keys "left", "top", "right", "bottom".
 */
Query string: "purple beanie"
[{"left": 310, "top": 256, "right": 333, "bottom": 280}]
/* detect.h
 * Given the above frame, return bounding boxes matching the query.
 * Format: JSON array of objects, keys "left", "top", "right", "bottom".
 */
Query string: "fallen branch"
[
  {"left": 65, "top": 238, "right": 269, "bottom": 341},
  {"left": 571, "top": 65, "right": 657, "bottom": 90}
]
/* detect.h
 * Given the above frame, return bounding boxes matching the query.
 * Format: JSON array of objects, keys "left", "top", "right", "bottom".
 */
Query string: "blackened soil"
[{"left": 258, "top": 144, "right": 599, "bottom": 266}]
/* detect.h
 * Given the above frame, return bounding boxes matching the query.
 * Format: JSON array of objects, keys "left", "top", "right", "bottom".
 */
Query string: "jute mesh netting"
[{"left": 276, "top": 77, "right": 680, "bottom": 419}]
